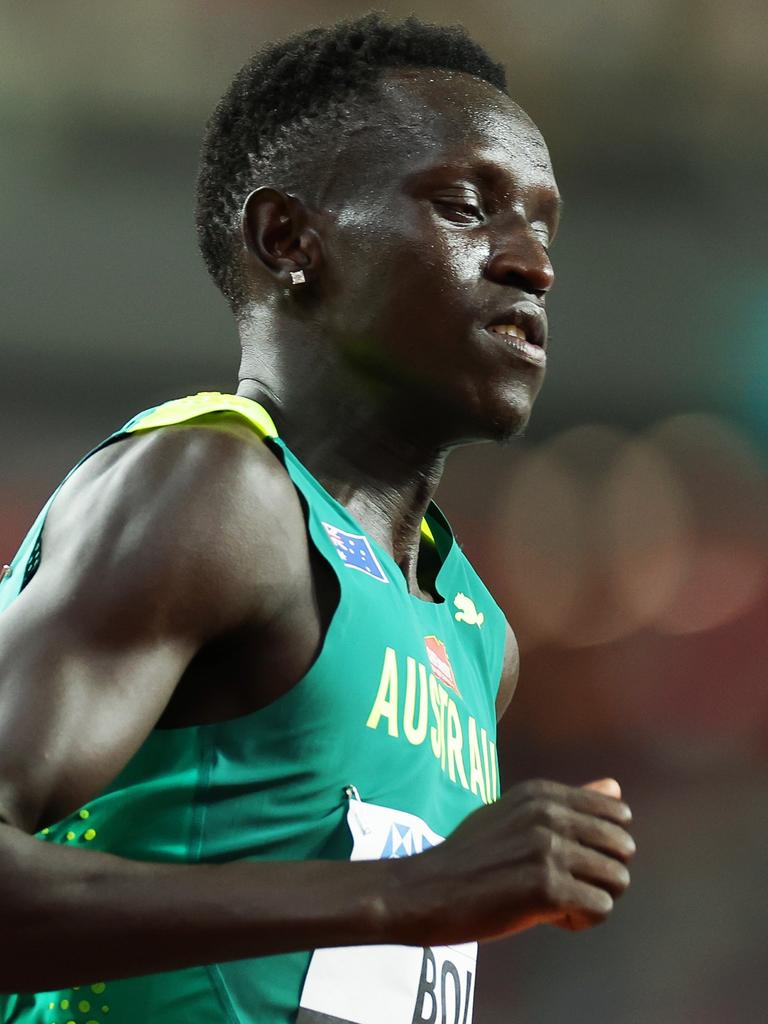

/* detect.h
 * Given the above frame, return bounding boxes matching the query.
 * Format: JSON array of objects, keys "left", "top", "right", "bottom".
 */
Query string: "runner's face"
[{"left": 323, "top": 69, "right": 561, "bottom": 443}]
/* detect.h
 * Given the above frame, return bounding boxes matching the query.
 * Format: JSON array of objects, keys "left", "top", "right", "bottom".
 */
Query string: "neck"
[{"left": 236, "top": 352, "right": 450, "bottom": 591}]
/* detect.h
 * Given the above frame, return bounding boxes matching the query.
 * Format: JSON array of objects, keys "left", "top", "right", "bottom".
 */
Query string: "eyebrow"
[
  {"left": 474, "top": 160, "right": 563, "bottom": 214},
  {"left": 542, "top": 193, "right": 565, "bottom": 220}
]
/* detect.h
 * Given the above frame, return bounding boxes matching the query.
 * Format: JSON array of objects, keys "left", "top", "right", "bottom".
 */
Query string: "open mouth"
[{"left": 484, "top": 323, "right": 547, "bottom": 367}]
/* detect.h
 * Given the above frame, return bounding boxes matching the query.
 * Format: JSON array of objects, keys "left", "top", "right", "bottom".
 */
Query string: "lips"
[{"left": 484, "top": 305, "right": 548, "bottom": 350}]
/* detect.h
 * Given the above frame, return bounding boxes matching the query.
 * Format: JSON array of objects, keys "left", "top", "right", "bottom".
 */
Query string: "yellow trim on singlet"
[
  {"left": 126, "top": 391, "right": 279, "bottom": 440},
  {"left": 126, "top": 391, "right": 435, "bottom": 546}
]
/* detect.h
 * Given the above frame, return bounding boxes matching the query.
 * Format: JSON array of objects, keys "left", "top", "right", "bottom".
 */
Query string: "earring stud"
[{"left": 289, "top": 270, "right": 306, "bottom": 285}]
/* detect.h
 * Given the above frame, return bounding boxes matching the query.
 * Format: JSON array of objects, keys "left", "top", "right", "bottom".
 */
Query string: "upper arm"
[
  {"left": 495, "top": 621, "right": 520, "bottom": 721},
  {"left": 0, "top": 422, "right": 301, "bottom": 833}
]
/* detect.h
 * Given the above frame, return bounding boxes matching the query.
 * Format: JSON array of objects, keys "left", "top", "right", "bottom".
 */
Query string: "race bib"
[{"left": 297, "top": 790, "right": 477, "bottom": 1024}]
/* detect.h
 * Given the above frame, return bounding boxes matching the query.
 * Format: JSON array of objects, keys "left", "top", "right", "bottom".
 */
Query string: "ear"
[{"left": 241, "top": 186, "right": 323, "bottom": 287}]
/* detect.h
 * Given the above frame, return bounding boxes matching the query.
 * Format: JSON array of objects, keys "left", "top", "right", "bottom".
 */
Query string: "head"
[{"left": 195, "top": 13, "right": 561, "bottom": 445}]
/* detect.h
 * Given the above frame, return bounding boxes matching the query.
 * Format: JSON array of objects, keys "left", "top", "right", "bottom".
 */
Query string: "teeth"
[{"left": 489, "top": 324, "right": 527, "bottom": 342}]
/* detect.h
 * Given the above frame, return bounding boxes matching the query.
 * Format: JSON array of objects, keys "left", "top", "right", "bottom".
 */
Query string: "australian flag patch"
[{"left": 321, "top": 522, "right": 389, "bottom": 583}]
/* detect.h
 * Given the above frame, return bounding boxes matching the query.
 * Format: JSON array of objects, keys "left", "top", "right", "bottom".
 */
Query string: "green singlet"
[{"left": 0, "top": 393, "right": 507, "bottom": 1024}]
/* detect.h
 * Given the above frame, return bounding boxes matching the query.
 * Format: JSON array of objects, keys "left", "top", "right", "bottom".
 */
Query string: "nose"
[{"left": 484, "top": 223, "right": 555, "bottom": 299}]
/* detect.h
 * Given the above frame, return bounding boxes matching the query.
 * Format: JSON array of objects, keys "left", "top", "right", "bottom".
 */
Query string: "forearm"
[{"left": 0, "top": 825, "right": 411, "bottom": 993}]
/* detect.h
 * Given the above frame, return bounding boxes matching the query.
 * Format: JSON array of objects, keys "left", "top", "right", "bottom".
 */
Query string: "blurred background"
[{"left": 1, "top": 1, "right": 767, "bottom": 1021}]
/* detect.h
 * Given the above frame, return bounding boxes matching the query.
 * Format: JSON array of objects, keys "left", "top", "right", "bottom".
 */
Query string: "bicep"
[
  {"left": 0, "top": 437, "right": 204, "bottom": 832},
  {"left": 0, "top": 581, "right": 194, "bottom": 833}
]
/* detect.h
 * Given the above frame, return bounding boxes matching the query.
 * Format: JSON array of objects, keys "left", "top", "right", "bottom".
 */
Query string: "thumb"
[{"left": 582, "top": 778, "right": 622, "bottom": 800}]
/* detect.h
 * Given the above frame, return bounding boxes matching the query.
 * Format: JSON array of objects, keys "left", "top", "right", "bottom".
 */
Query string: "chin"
[
  {"left": 450, "top": 402, "right": 531, "bottom": 448},
  {"left": 479, "top": 381, "right": 538, "bottom": 443},
  {"left": 410, "top": 374, "right": 540, "bottom": 446},
  {"left": 487, "top": 410, "right": 531, "bottom": 444}
]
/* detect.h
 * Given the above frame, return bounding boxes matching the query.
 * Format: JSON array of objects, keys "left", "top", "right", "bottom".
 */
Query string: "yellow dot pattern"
[
  {"left": 41, "top": 810, "right": 114, "bottom": 1024},
  {"left": 45, "top": 808, "right": 97, "bottom": 845},
  {"left": 46, "top": 981, "right": 108, "bottom": 1024}
]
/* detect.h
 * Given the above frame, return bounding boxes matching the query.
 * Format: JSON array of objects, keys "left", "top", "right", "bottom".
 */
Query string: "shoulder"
[
  {"left": 32, "top": 417, "right": 309, "bottom": 638},
  {"left": 47, "top": 415, "right": 303, "bottom": 556},
  {"left": 495, "top": 620, "right": 520, "bottom": 721}
]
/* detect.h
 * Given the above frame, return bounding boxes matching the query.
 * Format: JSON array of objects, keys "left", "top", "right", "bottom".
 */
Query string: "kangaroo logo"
[{"left": 453, "top": 592, "right": 484, "bottom": 627}]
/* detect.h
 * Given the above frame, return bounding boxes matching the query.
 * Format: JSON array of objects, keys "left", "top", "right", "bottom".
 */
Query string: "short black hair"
[{"left": 194, "top": 11, "right": 507, "bottom": 313}]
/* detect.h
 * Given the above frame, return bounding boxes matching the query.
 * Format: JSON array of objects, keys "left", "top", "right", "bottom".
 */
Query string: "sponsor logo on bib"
[
  {"left": 298, "top": 797, "right": 477, "bottom": 1024},
  {"left": 381, "top": 821, "right": 436, "bottom": 859}
]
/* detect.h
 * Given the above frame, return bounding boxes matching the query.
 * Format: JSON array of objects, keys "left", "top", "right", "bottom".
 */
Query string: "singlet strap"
[
  {"left": 124, "top": 391, "right": 278, "bottom": 440},
  {"left": 0, "top": 393, "right": 437, "bottom": 614},
  {"left": 126, "top": 392, "right": 436, "bottom": 547}
]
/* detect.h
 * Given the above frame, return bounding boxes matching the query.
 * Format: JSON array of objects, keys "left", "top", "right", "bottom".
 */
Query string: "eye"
[{"left": 432, "top": 193, "right": 485, "bottom": 223}]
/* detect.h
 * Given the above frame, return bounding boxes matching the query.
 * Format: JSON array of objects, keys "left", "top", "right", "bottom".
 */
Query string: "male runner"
[{"left": 0, "top": 13, "right": 634, "bottom": 1024}]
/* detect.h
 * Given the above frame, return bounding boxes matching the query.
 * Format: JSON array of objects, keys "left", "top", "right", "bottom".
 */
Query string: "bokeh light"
[
  {"left": 490, "top": 415, "right": 767, "bottom": 650},
  {"left": 647, "top": 414, "right": 768, "bottom": 635}
]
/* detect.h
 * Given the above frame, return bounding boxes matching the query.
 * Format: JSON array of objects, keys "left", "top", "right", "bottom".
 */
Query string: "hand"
[
  {"left": 400, "top": 777, "right": 635, "bottom": 946},
  {"left": 552, "top": 778, "right": 630, "bottom": 932}
]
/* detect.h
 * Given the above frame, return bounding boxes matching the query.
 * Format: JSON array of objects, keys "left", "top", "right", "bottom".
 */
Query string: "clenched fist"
[{"left": 396, "top": 777, "right": 635, "bottom": 946}]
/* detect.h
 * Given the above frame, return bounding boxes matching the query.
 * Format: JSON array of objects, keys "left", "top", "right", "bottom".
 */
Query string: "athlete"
[{"left": 0, "top": 13, "right": 634, "bottom": 1024}]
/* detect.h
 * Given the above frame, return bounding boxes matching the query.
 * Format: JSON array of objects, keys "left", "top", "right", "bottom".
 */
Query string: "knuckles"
[
  {"left": 529, "top": 823, "right": 561, "bottom": 859},
  {"left": 528, "top": 798, "right": 563, "bottom": 831},
  {"left": 528, "top": 857, "right": 564, "bottom": 908},
  {"left": 517, "top": 778, "right": 559, "bottom": 800},
  {"left": 526, "top": 826, "right": 567, "bottom": 906}
]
